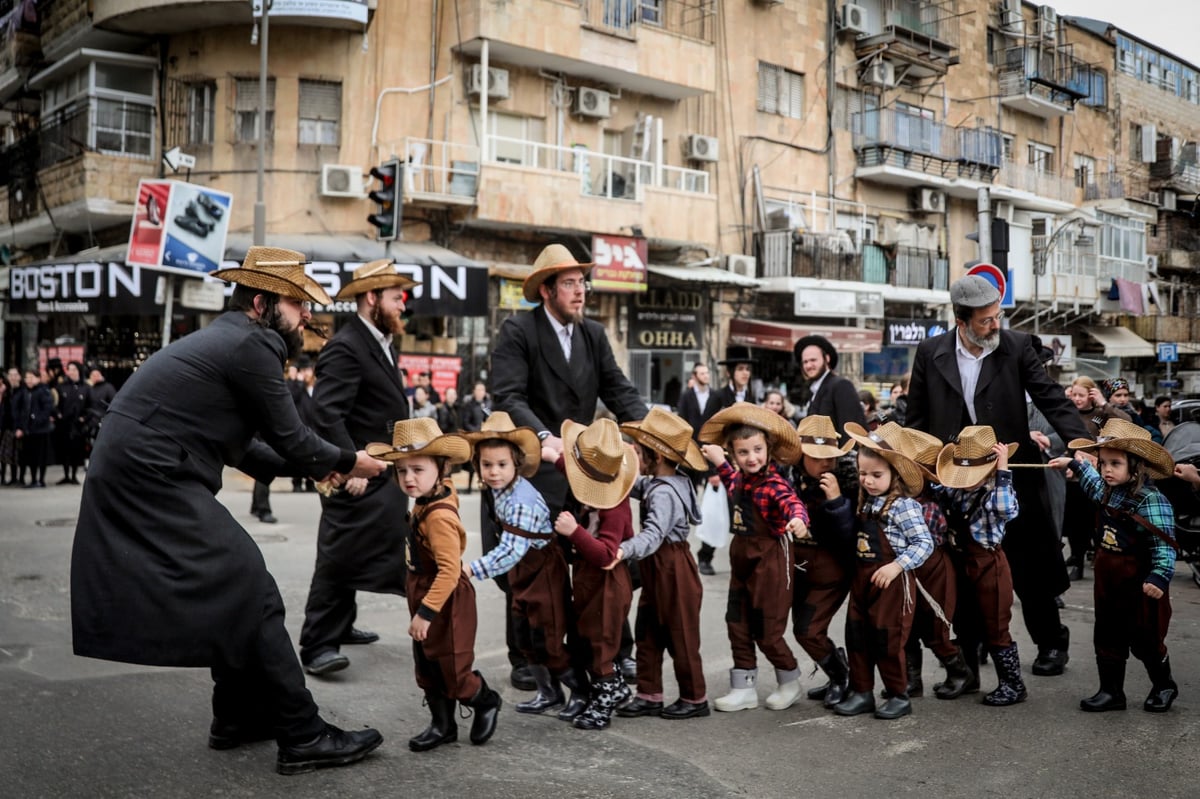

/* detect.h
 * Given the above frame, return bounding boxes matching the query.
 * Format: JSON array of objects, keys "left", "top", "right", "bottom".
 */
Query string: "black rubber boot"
[
  {"left": 959, "top": 640, "right": 982, "bottom": 693},
  {"left": 833, "top": 690, "right": 876, "bottom": 717},
  {"left": 515, "top": 665, "right": 564, "bottom": 714},
  {"left": 465, "top": 672, "right": 502, "bottom": 744},
  {"left": 556, "top": 668, "right": 591, "bottom": 722},
  {"left": 1143, "top": 656, "right": 1178, "bottom": 713},
  {"left": 408, "top": 694, "right": 458, "bottom": 752},
  {"left": 906, "top": 642, "right": 924, "bottom": 698},
  {"left": 933, "top": 649, "right": 974, "bottom": 700},
  {"left": 1080, "top": 658, "right": 1126, "bottom": 712},
  {"left": 822, "top": 647, "right": 850, "bottom": 709},
  {"left": 982, "top": 643, "right": 1027, "bottom": 707}
]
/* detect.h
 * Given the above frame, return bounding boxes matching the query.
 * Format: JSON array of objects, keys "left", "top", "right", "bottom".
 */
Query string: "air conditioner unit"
[
  {"left": 1146, "top": 255, "right": 1160, "bottom": 276},
  {"left": 574, "top": 87, "right": 611, "bottom": 119},
  {"left": 1163, "top": 189, "right": 1178, "bottom": 211},
  {"left": 1037, "top": 5, "right": 1057, "bottom": 39},
  {"left": 994, "top": 200, "right": 1014, "bottom": 223},
  {"left": 911, "top": 188, "right": 945, "bottom": 213},
  {"left": 467, "top": 65, "right": 510, "bottom": 100},
  {"left": 840, "top": 4, "right": 868, "bottom": 35},
  {"left": 725, "top": 254, "right": 757, "bottom": 277},
  {"left": 320, "top": 164, "right": 365, "bottom": 198},
  {"left": 862, "top": 61, "right": 895, "bottom": 88},
  {"left": 685, "top": 134, "right": 719, "bottom": 162}
]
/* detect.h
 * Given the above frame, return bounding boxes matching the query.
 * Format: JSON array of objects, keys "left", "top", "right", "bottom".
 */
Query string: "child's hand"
[
  {"left": 603, "top": 549, "right": 625, "bottom": 570},
  {"left": 993, "top": 442, "right": 1009, "bottom": 471},
  {"left": 1047, "top": 456, "right": 1075, "bottom": 473},
  {"left": 701, "top": 444, "right": 726, "bottom": 466},
  {"left": 1143, "top": 582, "right": 1164, "bottom": 600},
  {"left": 787, "top": 517, "right": 809, "bottom": 540},
  {"left": 1076, "top": 450, "right": 1098, "bottom": 467},
  {"left": 541, "top": 445, "right": 558, "bottom": 464},
  {"left": 343, "top": 477, "right": 368, "bottom": 497},
  {"left": 408, "top": 615, "right": 431, "bottom": 641},
  {"left": 1174, "top": 462, "right": 1200, "bottom": 487},
  {"left": 462, "top": 563, "right": 473, "bottom": 580},
  {"left": 554, "top": 511, "right": 578, "bottom": 537},
  {"left": 871, "top": 561, "right": 903, "bottom": 589},
  {"left": 818, "top": 472, "right": 841, "bottom": 500}
]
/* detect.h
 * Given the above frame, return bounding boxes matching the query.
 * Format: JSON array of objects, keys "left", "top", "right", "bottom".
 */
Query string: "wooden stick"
[{"left": 1008, "top": 463, "right": 1057, "bottom": 469}]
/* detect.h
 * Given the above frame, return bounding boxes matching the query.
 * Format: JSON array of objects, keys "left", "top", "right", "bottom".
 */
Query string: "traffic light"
[
  {"left": 966, "top": 218, "right": 1010, "bottom": 269},
  {"left": 367, "top": 159, "right": 401, "bottom": 241}
]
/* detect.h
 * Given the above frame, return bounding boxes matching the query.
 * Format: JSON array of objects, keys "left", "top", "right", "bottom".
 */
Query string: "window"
[
  {"left": 234, "top": 77, "right": 274, "bottom": 143},
  {"left": 986, "top": 30, "right": 997, "bottom": 66},
  {"left": 1098, "top": 211, "right": 1146, "bottom": 264},
  {"left": 471, "top": 110, "right": 546, "bottom": 166},
  {"left": 185, "top": 81, "right": 216, "bottom": 146},
  {"left": 1083, "top": 69, "right": 1107, "bottom": 108},
  {"left": 39, "top": 54, "right": 156, "bottom": 161},
  {"left": 1001, "top": 134, "right": 1015, "bottom": 163},
  {"left": 640, "top": 0, "right": 662, "bottom": 25},
  {"left": 833, "top": 87, "right": 879, "bottom": 130},
  {"left": 298, "top": 79, "right": 341, "bottom": 146},
  {"left": 757, "top": 62, "right": 804, "bottom": 120},
  {"left": 1073, "top": 153, "right": 1095, "bottom": 189},
  {"left": 1028, "top": 141, "right": 1054, "bottom": 174}
]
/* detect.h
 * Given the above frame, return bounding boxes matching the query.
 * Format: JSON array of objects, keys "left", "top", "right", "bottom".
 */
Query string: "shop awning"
[
  {"left": 221, "top": 233, "right": 483, "bottom": 267},
  {"left": 728, "top": 318, "right": 883, "bottom": 354},
  {"left": 647, "top": 264, "right": 760, "bottom": 288},
  {"left": 1082, "top": 326, "right": 1156, "bottom": 358}
]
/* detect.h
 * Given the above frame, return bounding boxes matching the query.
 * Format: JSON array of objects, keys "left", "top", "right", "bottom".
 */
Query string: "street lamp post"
[{"left": 253, "top": 0, "right": 272, "bottom": 246}]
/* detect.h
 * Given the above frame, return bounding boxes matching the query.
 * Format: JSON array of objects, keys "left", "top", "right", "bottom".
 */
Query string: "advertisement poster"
[
  {"left": 127, "top": 180, "right": 233, "bottom": 275},
  {"left": 590, "top": 234, "right": 648, "bottom": 293},
  {"left": 398, "top": 355, "right": 462, "bottom": 398}
]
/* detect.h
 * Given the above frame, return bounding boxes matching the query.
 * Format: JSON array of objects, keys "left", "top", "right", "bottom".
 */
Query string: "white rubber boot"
[
  {"left": 714, "top": 668, "right": 758, "bottom": 712},
  {"left": 765, "top": 667, "right": 803, "bottom": 711}
]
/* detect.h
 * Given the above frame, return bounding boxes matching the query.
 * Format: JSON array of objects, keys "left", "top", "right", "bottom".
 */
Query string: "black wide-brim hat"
[
  {"left": 718, "top": 344, "right": 756, "bottom": 366},
  {"left": 794, "top": 334, "right": 838, "bottom": 371}
]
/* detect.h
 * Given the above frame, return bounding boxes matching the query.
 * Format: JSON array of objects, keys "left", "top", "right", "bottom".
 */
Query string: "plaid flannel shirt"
[
  {"left": 716, "top": 460, "right": 809, "bottom": 537},
  {"left": 931, "top": 470, "right": 1019, "bottom": 550},
  {"left": 860, "top": 494, "right": 934, "bottom": 571},
  {"left": 468, "top": 476, "right": 552, "bottom": 580}
]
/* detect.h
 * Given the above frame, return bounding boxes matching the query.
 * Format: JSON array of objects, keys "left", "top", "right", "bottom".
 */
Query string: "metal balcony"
[
  {"left": 854, "top": 0, "right": 960, "bottom": 82},
  {"left": 757, "top": 232, "right": 948, "bottom": 291},
  {"left": 851, "top": 109, "right": 1000, "bottom": 186},
  {"left": 998, "top": 44, "right": 1089, "bottom": 119}
]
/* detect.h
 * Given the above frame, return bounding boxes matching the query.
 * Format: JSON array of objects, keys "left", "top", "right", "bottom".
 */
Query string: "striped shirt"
[
  {"left": 860, "top": 495, "right": 935, "bottom": 571},
  {"left": 931, "top": 470, "right": 1019, "bottom": 550},
  {"left": 468, "top": 476, "right": 552, "bottom": 580}
]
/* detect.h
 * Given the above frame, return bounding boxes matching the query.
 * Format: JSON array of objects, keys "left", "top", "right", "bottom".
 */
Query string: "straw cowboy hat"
[
  {"left": 461, "top": 410, "right": 542, "bottom": 478},
  {"left": 795, "top": 415, "right": 853, "bottom": 460},
  {"left": 620, "top": 407, "right": 707, "bottom": 472},
  {"left": 523, "top": 244, "right": 592, "bottom": 304},
  {"left": 897, "top": 427, "right": 943, "bottom": 484},
  {"left": 845, "top": 422, "right": 925, "bottom": 495},
  {"left": 334, "top": 258, "right": 418, "bottom": 300},
  {"left": 211, "top": 246, "right": 332, "bottom": 305},
  {"left": 365, "top": 417, "right": 470, "bottom": 465},
  {"left": 698, "top": 402, "right": 803, "bottom": 466},
  {"left": 562, "top": 418, "right": 637, "bottom": 509},
  {"left": 935, "top": 425, "right": 1019, "bottom": 489},
  {"left": 1068, "top": 417, "right": 1174, "bottom": 480}
]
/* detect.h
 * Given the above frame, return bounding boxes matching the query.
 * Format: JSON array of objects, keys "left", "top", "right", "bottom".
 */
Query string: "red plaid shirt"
[{"left": 716, "top": 461, "right": 809, "bottom": 537}]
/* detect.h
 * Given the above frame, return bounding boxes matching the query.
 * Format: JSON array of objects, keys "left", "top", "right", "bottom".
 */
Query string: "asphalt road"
[{"left": 3, "top": 473, "right": 1200, "bottom": 798}]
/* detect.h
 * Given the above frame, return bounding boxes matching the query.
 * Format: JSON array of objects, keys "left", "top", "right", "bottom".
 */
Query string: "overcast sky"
[{"left": 1051, "top": 0, "right": 1200, "bottom": 67}]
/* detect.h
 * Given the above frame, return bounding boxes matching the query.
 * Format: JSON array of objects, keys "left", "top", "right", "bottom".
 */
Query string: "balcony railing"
[
  {"left": 995, "top": 160, "right": 1075, "bottom": 203},
  {"left": 852, "top": 109, "right": 1000, "bottom": 179},
  {"left": 757, "top": 231, "right": 948, "bottom": 291},
  {"left": 401, "top": 137, "right": 482, "bottom": 200},
  {"left": 1037, "top": 235, "right": 1148, "bottom": 286},
  {"left": 1151, "top": 155, "right": 1200, "bottom": 193},
  {"left": 581, "top": 0, "right": 715, "bottom": 42}
]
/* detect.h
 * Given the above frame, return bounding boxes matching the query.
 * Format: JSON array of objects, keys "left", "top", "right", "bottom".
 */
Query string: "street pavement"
[{"left": 3, "top": 472, "right": 1200, "bottom": 798}]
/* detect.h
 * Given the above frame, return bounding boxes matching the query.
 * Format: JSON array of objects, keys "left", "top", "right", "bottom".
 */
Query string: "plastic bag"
[{"left": 696, "top": 482, "right": 731, "bottom": 550}]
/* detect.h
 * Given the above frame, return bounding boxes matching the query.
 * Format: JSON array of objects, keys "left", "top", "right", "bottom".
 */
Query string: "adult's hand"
[
  {"left": 349, "top": 449, "right": 388, "bottom": 479},
  {"left": 542, "top": 434, "right": 565, "bottom": 458}
]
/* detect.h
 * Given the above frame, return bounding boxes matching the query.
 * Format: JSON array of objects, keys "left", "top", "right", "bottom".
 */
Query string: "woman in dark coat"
[
  {"left": 15, "top": 369, "right": 55, "bottom": 488},
  {"left": 54, "top": 361, "right": 91, "bottom": 484}
]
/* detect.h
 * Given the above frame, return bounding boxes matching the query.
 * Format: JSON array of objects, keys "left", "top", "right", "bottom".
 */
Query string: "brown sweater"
[{"left": 410, "top": 480, "right": 468, "bottom": 620}]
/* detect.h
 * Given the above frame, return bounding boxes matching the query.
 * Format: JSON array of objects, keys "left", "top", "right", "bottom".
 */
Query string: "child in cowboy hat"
[
  {"left": 835, "top": 423, "right": 934, "bottom": 720},
  {"left": 1049, "top": 418, "right": 1179, "bottom": 713},
  {"left": 930, "top": 425, "right": 1023, "bottom": 708},
  {"left": 698, "top": 403, "right": 810, "bottom": 713},
  {"left": 460, "top": 412, "right": 574, "bottom": 718},
  {"left": 551, "top": 417, "right": 638, "bottom": 730},
  {"left": 365, "top": 418, "right": 500, "bottom": 752},
  {"left": 613, "top": 408, "right": 710, "bottom": 721},
  {"left": 789, "top": 415, "right": 857, "bottom": 710}
]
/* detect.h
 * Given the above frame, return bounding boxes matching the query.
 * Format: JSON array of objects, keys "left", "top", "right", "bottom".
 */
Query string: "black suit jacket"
[
  {"left": 806, "top": 371, "right": 867, "bottom": 444},
  {"left": 677, "top": 386, "right": 722, "bottom": 440}
]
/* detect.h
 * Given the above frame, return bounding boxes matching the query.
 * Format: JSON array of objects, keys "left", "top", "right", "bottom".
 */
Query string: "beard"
[
  {"left": 263, "top": 303, "right": 305, "bottom": 361},
  {"left": 962, "top": 325, "right": 1000, "bottom": 353},
  {"left": 546, "top": 292, "right": 584, "bottom": 325},
  {"left": 370, "top": 300, "right": 405, "bottom": 336}
]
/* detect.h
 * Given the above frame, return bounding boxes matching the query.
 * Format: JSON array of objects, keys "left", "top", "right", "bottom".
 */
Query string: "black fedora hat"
[
  {"left": 794, "top": 334, "right": 838, "bottom": 371},
  {"left": 718, "top": 344, "right": 756, "bottom": 366}
]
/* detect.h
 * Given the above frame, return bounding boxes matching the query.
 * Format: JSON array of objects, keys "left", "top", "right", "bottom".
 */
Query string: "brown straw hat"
[
  {"left": 1068, "top": 417, "right": 1174, "bottom": 480},
  {"left": 896, "top": 427, "right": 943, "bottom": 483},
  {"left": 620, "top": 407, "right": 707, "bottom": 472},
  {"left": 461, "top": 411, "right": 542, "bottom": 478},
  {"left": 365, "top": 417, "right": 470, "bottom": 464},
  {"left": 334, "top": 258, "right": 419, "bottom": 299},
  {"left": 211, "top": 246, "right": 332, "bottom": 305},
  {"left": 697, "top": 402, "right": 803, "bottom": 465},
  {"left": 796, "top": 415, "right": 853, "bottom": 459},
  {"left": 523, "top": 244, "right": 592, "bottom": 303},
  {"left": 845, "top": 422, "right": 925, "bottom": 495},
  {"left": 562, "top": 418, "right": 637, "bottom": 509},
  {"left": 935, "top": 425, "right": 1019, "bottom": 489}
]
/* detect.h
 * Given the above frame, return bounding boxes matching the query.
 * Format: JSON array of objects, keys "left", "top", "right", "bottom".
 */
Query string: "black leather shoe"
[
  {"left": 510, "top": 664, "right": 537, "bottom": 691},
  {"left": 874, "top": 695, "right": 912, "bottom": 719},
  {"left": 340, "top": 628, "right": 380, "bottom": 646},
  {"left": 1144, "top": 683, "right": 1178, "bottom": 713},
  {"left": 661, "top": 699, "right": 710, "bottom": 720},
  {"left": 276, "top": 724, "right": 383, "bottom": 775},
  {"left": 257, "top": 512, "right": 278, "bottom": 524},
  {"left": 618, "top": 657, "right": 637, "bottom": 685},
  {"left": 697, "top": 560, "right": 716, "bottom": 576},
  {"left": 1031, "top": 649, "right": 1068, "bottom": 676},
  {"left": 833, "top": 691, "right": 876, "bottom": 717},
  {"left": 209, "top": 719, "right": 276, "bottom": 750},
  {"left": 1080, "top": 689, "right": 1126, "bottom": 712},
  {"left": 615, "top": 697, "right": 663, "bottom": 718},
  {"left": 304, "top": 650, "right": 349, "bottom": 676}
]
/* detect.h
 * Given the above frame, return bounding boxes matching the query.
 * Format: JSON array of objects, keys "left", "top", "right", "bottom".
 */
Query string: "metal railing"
[
  {"left": 400, "top": 137, "right": 481, "bottom": 198},
  {"left": 1151, "top": 156, "right": 1200, "bottom": 192},
  {"left": 757, "top": 232, "right": 947, "bottom": 290},
  {"left": 580, "top": 0, "right": 715, "bottom": 42},
  {"left": 1036, "top": 234, "right": 1148, "bottom": 284},
  {"left": 852, "top": 109, "right": 955, "bottom": 161},
  {"left": 879, "top": 0, "right": 960, "bottom": 50},
  {"left": 995, "top": 159, "right": 1075, "bottom": 203}
]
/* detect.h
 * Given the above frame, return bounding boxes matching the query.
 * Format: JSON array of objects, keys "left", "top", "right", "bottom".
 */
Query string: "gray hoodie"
[{"left": 621, "top": 473, "right": 702, "bottom": 561}]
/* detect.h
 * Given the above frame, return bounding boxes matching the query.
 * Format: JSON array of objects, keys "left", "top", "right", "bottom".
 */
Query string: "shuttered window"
[
  {"left": 299, "top": 79, "right": 342, "bottom": 146},
  {"left": 757, "top": 62, "right": 804, "bottom": 120},
  {"left": 234, "top": 77, "right": 274, "bottom": 143}
]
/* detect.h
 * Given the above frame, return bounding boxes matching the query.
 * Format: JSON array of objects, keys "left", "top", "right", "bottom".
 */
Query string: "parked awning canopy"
[
  {"left": 1083, "top": 326, "right": 1156, "bottom": 358},
  {"left": 647, "top": 264, "right": 760, "bottom": 288},
  {"left": 728, "top": 318, "right": 883, "bottom": 354}
]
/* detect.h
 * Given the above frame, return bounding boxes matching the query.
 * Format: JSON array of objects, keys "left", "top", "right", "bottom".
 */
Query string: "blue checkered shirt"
[
  {"left": 931, "top": 470, "right": 1019, "bottom": 550},
  {"left": 468, "top": 476, "right": 553, "bottom": 580},
  {"left": 860, "top": 495, "right": 934, "bottom": 571}
]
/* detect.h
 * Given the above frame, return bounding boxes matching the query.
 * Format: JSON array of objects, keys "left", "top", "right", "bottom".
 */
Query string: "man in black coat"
[
  {"left": 490, "top": 243, "right": 647, "bottom": 687},
  {"left": 794, "top": 334, "right": 867, "bottom": 444},
  {"left": 677, "top": 361, "right": 722, "bottom": 435},
  {"left": 907, "top": 275, "right": 1091, "bottom": 677},
  {"left": 70, "top": 247, "right": 387, "bottom": 775},
  {"left": 300, "top": 260, "right": 415, "bottom": 677}
]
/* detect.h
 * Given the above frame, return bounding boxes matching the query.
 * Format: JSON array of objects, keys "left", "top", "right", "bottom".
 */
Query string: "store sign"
[
  {"left": 8, "top": 261, "right": 163, "bottom": 314},
  {"left": 252, "top": 0, "right": 368, "bottom": 24},
  {"left": 127, "top": 179, "right": 234, "bottom": 275},
  {"left": 885, "top": 319, "right": 949, "bottom": 347},
  {"left": 398, "top": 355, "right": 462, "bottom": 398},
  {"left": 590, "top": 234, "right": 648, "bottom": 293},
  {"left": 630, "top": 288, "right": 704, "bottom": 349},
  {"left": 300, "top": 261, "right": 488, "bottom": 316},
  {"left": 498, "top": 278, "right": 537, "bottom": 311}
]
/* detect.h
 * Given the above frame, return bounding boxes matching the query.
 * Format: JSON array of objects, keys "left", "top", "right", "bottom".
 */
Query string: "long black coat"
[
  {"left": 907, "top": 328, "right": 1091, "bottom": 596},
  {"left": 491, "top": 308, "right": 646, "bottom": 512},
  {"left": 806, "top": 371, "right": 867, "bottom": 444},
  {"left": 311, "top": 315, "right": 410, "bottom": 593},
  {"left": 71, "top": 312, "right": 354, "bottom": 668},
  {"left": 677, "top": 386, "right": 723, "bottom": 439}
]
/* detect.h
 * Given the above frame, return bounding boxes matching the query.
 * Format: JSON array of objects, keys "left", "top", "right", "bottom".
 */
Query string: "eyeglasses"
[
  {"left": 974, "top": 311, "right": 1005, "bottom": 328},
  {"left": 557, "top": 278, "right": 587, "bottom": 292},
  {"left": 282, "top": 297, "right": 313, "bottom": 312}
]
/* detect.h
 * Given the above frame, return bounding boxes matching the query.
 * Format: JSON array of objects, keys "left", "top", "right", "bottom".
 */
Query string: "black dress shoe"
[
  {"left": 618, "top": 657, "right": 637, "bottom": 685},
  {"left": 615, "top": 697, "right": 663, "bottom": 718},
  {"left": 510, "top": 664, "right": 537, "bottom": 691},
  {"left": 304, "top": 650, "right": 349, "bottom": 676},
  {"left": 276, "top": 724, "right": 383, "bottom": 775},
  {"left": 874, "top": 695, "right": 912, "bottom": 719},
  {"left": 257, "top": 512, "right": 278, "bottom": 524},
  {"left": 833, "top": 691, "right": 876, "bottom": 716},
  {"left": 1031, "top": 649, "right": 1068, "bottom": 676},
  {"left": 56, "top": 476, "right": 72, "bottom": 485},
  {"left": 209, "top": 718, "right": 276, "bottom": 750},
  {"left": 340, "top": 628, "right": 380, "bottom": 645},
  {"left": 661, "top": 699, "right": 710, "bottom": 720},
  {"left": 697, "top": 560, "right": 716, "bottom": 576}
]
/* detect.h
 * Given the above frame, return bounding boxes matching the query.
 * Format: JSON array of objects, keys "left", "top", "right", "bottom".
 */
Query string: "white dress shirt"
[
  {"left": 955, "top": 330, "right": 992, "bottom": 423},
  {"left": 358, "top": 313, "right": 394, "bottom": 364},
  {"left": 544, "top": 306, "right": 573, "bottom": 362}
]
